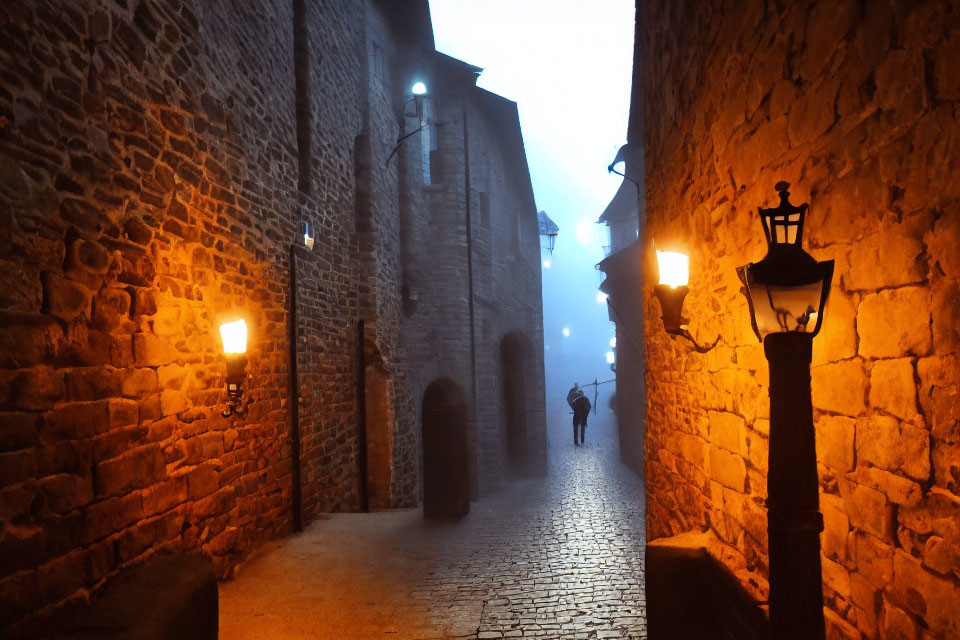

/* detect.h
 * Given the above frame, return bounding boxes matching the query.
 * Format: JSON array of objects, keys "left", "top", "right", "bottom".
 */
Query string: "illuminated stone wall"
[{"left": 638, "top": 0, "right": 960, "bottom": 637}]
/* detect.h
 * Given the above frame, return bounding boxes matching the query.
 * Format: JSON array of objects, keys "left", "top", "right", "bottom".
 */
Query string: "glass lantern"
[{"left": 738, "top": 182, "right": 834, "bottom": 341}]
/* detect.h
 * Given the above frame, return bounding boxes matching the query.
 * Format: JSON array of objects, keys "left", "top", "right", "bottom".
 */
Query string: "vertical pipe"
[
  {"left": 462, "top": 99, "right": 478, "bottom": 501},
  {"left": 764, "top": 332, "right": 824, "bottom": 640},
  {"left": 293, "top": 0, "right": 312, "bottom": 195},
  {"left": 356, "top": 319, "right": 368, "bottom": 511},
  {"left": 289, "top": 245, "right": 303, "bottom": 532}
]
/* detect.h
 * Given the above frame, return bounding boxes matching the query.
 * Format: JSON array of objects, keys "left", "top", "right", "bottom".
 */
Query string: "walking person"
[{"left": 566, "top": 383, "right": 592, "bottom": 445}]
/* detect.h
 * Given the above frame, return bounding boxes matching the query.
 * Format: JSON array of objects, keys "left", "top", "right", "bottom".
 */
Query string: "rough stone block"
[
  {"left": 160, "top": 389, "right": 190, "bottom": 416},
  {"left": 41, "top": 400, "right": 110, "bottom": 443},
  {"left": 821, "top": 493, "right": 850, "bottom": 563},
  {"left": 0, "top": 412, "right": 41, "bottom": 452},
  {"left": 881, "top": 603, "right": 917, "bottom": 640},
  {"left": 890, "top": 550, "right": 960, "bottom": 637},
  {"left": 843, "top": 227, "right": 927, "bottom": 291},
  {"left": 13, "top": 366, "right": 65, "bottom": 410},
  {"left": 875, "top": 49, "right": 927, "bottom": 132},
  {"left": 857, "top": 288, "right": 932, "bottom": 359},
  {"left": 841, "top": 479, "right": 893, "bottom": 541},
  {"left": 142, "top": 476, "right": 188, "bottom": 516},
  {"left": 708, "top": 411, "right": 745, "bottom": 455},
  {"left": 709, "top": 446, "right": 746, "bottom": 491},
  {"left": 932, "top": 439, "right": 960, "bottom": 497},
  {"left": 812, "top": 359, "right": 867, "bottom": 416},
  {"left": 926, "top": 205, "right": 960, "bottom": 278},
  {"left": 40, "top": 473, "right": 94, "bottom": 513},
  {"left": 812, "top": 292, "right": 858, "bottom": 366},
  {"left": 851, "top": 466, "right": 922, "bottom": 507},
  {"left": 931, "top": 278, "right": 960, "bottom": 354},
  {"left": 856, "top": 415, "right": 930, "bottom": 482},
  {"left": 121, "top": 367, "right": 159, "bottom": 397},
  {"left": 43, "top": 272, "right": 91, "bottom": 322},
  {"left": 917, "top": 354, "right": 960, "bottom": 443},
  {"left": 65, "top": 367, "right": 123, "bottom": 402},
  {"left": 868, "top": 358, "right": 919, "bottom": 421},
  {"left": 849, "top": 574, "right": 879, "bottom": 638},
  {"left": 92, "top": 289, "right": 133, "bottom": 332},
  {"left": 853, "top": 531, "right": 893, "bottom": 589},
  {"left": 95, "top": 445, "right": 166, "bottom": 496},
  {"left": 816, "top": 415, "right": 855, "bottom": 472},
  {"left": 133, "top": 333, "right": 179, "bottom": 367},
  {"left": 187, "top": 464, "right": 219, "bottom": 499}
]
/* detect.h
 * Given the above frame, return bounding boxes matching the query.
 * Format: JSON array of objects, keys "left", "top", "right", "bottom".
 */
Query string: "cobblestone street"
[{"left": 220, "top": 416, "right": 646, "bottom": 639}]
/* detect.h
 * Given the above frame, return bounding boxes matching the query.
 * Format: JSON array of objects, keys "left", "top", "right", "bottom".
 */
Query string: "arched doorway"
[
  {"left": 500, "top": 332, "right": 534, "bottom": 476},
  {"left": 421, "top": 378, "right": 470, "bottom": 519}
]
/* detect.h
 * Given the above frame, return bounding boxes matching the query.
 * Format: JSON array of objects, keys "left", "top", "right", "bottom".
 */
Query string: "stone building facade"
[
  {"left": 603, "top": 0, "right": 960, "bottom": 638},
  {"left": 0, "top": 0, "right": 546, "bottom": 630}
]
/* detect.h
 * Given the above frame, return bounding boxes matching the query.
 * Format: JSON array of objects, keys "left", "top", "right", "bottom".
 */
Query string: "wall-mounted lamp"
[
  {"left": 411, "top": 81, "right": 427, "bottom": 95},
  {"left": 652, "top": 250, "right": 719, "bottom": 353},
  {"left": 605, "top": 350, "right": 616, "bottom": 372},
  {"left": 301, "top": 220, "right": 315, "bottom": 250},
  {"left": 220, "top": 319, "right": 249, "bottom": 418}
]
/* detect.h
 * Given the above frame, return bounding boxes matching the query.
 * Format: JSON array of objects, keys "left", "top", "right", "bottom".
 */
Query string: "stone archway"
[
  {"left": 499, "top": 331, "right": 535, "bottom": 477},
  {"left": 421, "top": 377, "right": 470, "bottom": 519}
]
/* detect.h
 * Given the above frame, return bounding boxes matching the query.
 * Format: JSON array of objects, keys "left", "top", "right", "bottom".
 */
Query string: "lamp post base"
[{"left": 764, "top": 332, "right": 825, "bottom": 640}]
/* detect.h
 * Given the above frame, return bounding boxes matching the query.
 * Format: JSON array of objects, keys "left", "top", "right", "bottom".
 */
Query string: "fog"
[{"left": 429, "top": 0, "right": 635, "bottom": 444}]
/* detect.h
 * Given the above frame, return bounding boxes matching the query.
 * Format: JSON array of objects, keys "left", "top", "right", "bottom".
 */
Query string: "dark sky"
[{"left": 429, "top": 0, "right": 636, "bottom": 437}]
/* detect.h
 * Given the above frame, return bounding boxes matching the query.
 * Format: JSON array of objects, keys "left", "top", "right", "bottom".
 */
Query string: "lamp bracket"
[{"left": 666, "top": 327, "right": 720, "bottom": 353}]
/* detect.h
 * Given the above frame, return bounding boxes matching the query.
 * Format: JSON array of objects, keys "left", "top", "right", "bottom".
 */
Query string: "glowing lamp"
[
  {"left": 656, "top": 251, "right": 689, "bottom": 287},
  {"left": 301, "top": 220, "right": 315, "bottom": 250},
  {"left": 605, "top": 351, "right": 615, "bottom": 364},
  {"left": 562, "top": 327, "right": 570, "bottom": 337},
  {"left": 597, "top": 292, "right": 608, "bottom": 304},
  {"left": 737, "top": 182, "right": 834, "bottom": 341},
  {"left": 543, "top": 259, "right": 551, "bottom": 269},
  {"left": 220, "top": 319, "right": 249, "bottom": 418},
  {"left": 652, "top": 249, "right": 718, "bottom": 352},
  {"left": 609, "top": 337, "right": 616, "bottom": 348},
  {"left": 411, "top": 82, "right": 427, "bottom": 95}
]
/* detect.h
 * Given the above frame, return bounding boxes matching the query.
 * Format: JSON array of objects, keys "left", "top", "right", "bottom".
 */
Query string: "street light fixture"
[
  {"left": 220, "top": 319, "right": 249, "bottom": 418},
  {"left": 738, "top": 181, "right": 834, "bottom": 640},
  {"left": 652, "top": 250, "right": 718, "bottom": 352}
]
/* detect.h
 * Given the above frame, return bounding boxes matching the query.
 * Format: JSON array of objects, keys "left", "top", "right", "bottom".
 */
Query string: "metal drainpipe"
[
  {"left": 289, "top": 245, "right": 303, "bottom": 532},
  {"left": 462, "top": 98, "right": 479, "bottom": 500}
]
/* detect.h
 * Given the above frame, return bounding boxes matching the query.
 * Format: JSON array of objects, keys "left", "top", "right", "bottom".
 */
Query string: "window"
[{"left": 371, "top": 41, "right": 384, "bottom": 81}]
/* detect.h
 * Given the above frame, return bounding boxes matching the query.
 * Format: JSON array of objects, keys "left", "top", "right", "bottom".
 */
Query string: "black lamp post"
[{"left": 737, "top": 181, "right": 834, "bottom": 640}]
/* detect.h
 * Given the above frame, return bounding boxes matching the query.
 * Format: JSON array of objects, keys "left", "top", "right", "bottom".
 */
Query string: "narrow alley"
[{"left": 219, "top": 418, "right": 646, "bottom": 640}]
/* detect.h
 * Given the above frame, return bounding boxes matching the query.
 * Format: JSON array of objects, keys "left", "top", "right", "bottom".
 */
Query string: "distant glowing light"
[
  {"left": 575, "top": 219, "right": 596, "bottom": 244},
  {"left": 562, "top": 327, "right": 570, "bottom": 337},
  {"left": 606, "top": 351, "right": 615, "bottom": 364},
  {"left": 656, "top": 250, "right": 689, "bottom": 288},
  {"left": 609, "top": 337, "right": 616, "bottom": 348},
  {"left": 220, "top": 319, "right": 248, "bottom": 354},
  {"left": 596, "top": 292, "right": 608, "bottom": 304},
  {"left": 543, "top": 259, "right": 551, "bottom": 269},
  {"left": 411, "top": 82, "right": 427, "bottom": 95}
]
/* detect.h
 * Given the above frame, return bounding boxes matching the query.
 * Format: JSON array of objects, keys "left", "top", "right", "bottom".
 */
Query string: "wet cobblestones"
[{"left": 220, "top": 420, "right": 646, "bottom": 639}]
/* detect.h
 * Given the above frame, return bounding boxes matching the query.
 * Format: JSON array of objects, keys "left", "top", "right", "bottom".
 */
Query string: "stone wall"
[
  {"left": 0, "top": 0, "right": 547, "bottom": 629},
  {"left": 637, "top": 0, "right": 960, "bottom": 638}
]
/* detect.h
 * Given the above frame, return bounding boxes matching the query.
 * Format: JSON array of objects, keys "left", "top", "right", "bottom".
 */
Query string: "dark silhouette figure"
[{"left": 567, "top": 384, "right": 592, "bottom": 445}]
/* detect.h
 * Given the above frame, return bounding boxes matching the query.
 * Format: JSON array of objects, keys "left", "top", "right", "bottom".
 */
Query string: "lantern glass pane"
[
  {"left": 220, "top": 319, "right": 248, "bottom": 354},
  {"left": 656, "top": 251, "right": 689, "bottom": 287},
  {"left": 749, "top": 281, "right": 823, "bottom": 337},
  {"left": 788, "top": 213, "right": 800, "bottom": 243}
]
